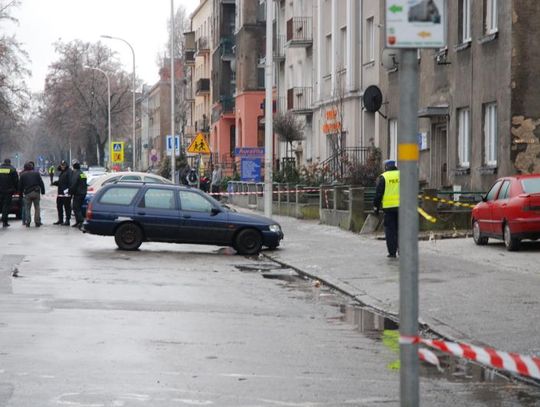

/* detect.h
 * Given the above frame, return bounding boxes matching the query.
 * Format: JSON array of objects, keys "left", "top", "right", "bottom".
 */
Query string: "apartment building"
[
  {"left": 191, "top": 0, "right": 213, "bottom": 147},
  {"left": 210, "top": 0, "right": 236, "bottom": 164},
  {"left": 386, "top": 1, "right": 540, "bottom": 191}
]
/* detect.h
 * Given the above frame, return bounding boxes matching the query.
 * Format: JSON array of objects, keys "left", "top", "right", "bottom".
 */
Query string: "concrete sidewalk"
[{"left": 262, "top": 212, "right": 540, "bottom": 357}]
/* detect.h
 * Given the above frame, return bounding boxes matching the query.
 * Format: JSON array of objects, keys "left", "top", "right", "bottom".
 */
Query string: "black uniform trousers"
[
  {"left": 72, "top": 194, "right": 85, "bottom": 224},
  {"left": 56, "top": 196, "right": 72, "bottom": 222},
  {"left": 0, "top": 192, "right": 12, "bottom": 225},
  {"left": 383, "top": 209, "right": 399, "bottom": 256}
]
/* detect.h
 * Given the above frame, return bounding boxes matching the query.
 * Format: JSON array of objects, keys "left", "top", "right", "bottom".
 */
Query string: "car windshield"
[{"left": 522, "top": 178, "right": 540, "bottom": 194}]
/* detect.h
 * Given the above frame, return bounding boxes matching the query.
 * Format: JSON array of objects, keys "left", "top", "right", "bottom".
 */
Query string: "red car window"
[
  {"left": 485, "top": 181, "right": 503, "bottom": 201},
  {"left": 497, "top": 180, "right": 511, "bottom": 200}
]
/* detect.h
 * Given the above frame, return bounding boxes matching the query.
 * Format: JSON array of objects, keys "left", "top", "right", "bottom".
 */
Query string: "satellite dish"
[
  {"left": 363, "top": 85, "right": 383, "bottom": 113},
  {"left": 381, "top": 48, "right": 399, "bottom": 70}
]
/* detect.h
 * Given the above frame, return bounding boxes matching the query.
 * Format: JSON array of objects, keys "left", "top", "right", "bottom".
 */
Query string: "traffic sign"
[
  {"left": 111, "top": 142, "right": 124, "bottom": 163},
  {"left": 385, "top": 0, "right": 446, "bottom": 48},
  {"left": 166, "top": 135, "right": 180, "bottom": 156},
  {"left": 187, "top": 133, "right": 211, "bottom": 155}
]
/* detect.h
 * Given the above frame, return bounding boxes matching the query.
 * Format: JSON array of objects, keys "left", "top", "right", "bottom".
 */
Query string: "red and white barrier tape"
[{"left": 400, "top": 335, "right": 540, "bottom": 380}]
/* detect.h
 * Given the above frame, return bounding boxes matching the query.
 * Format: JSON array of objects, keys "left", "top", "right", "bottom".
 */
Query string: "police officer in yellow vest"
[{"left": 373, "top": 160, "right": 399, "bottom": 258}]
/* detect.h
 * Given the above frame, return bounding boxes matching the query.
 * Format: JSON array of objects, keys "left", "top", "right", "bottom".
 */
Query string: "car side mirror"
[
  {"left": 211, "top": 207, "right": 221, "bottom": 216},
  {"left": 481, "top": 195, "right": 487, "bottom": 202}
]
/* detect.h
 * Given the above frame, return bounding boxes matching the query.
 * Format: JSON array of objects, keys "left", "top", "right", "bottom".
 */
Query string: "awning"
[{"left": 418, "top": 106, "right": 449, "bottom": 118}]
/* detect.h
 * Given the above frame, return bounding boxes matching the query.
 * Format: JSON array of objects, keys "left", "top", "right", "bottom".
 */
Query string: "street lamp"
[
  {"left": 84, "top": 65, "right": 111, "bottom": 167},
  {"left": 101, "top": 35, "right": 137, "bottom": 170}
]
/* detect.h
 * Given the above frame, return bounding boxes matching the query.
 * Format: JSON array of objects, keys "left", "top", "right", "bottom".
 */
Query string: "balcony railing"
[
  {"left": 287, "top": 87, "right": 313, "bottom": 114},
  {"left": 184, "top": 50, "right": 195, "bottom": 66},
  {"left": 220, "top": 36, "right": 235, "bottom": 61},
  {"left": 196, "top": 78, "right": 210, "bottom": 95},
  {"left": 286, "top": 17, "right": 313, "bottom": 47},
  {"left": 196, "top": 37, "right": 210, "bottom": 55}
]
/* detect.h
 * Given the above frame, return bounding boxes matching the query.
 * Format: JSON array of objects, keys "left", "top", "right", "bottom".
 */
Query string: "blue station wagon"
[{"left": 83, "top": 183, "right": 283, "bottom": 255}]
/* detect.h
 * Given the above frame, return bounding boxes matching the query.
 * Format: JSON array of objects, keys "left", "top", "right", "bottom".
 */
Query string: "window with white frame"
[
  {"left": 340, "top": 27, "right": 347, "bottom": 70},
  {"left": 457, "top": 108, "right": 470, "bottom": 168},
  {"left": 325, "top": 34, "right": 332, "bottom": 75},
  {"left": 389, "top": 119, "right": 398, "bottom": 161},
  {"left": 483, "top": 103, "right": 497, "bottom": 166},
  {"left": 459, "top": 0, "right": 471, "bottom": 42},
  {"left": 485, "top": 0, "right": 498, "bottom": 34},
  {"left": 366, "top": 17, "right": 375, "bottom": 62}
]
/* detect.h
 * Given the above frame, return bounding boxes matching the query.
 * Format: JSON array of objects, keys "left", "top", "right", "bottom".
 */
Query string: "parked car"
[
  {"left": 9, "top": 192, "right": 22, "bottom": 219},
  {"left": 83, "top": 171, "right": 173, "bottom": 215},
  {"left": 472, "top": 174, "right": 540, "bottom": 251},
  {"left": 83, "top": 183, "right": 283, "bottom": 254},
  {"left": 84, "top": 166, "right": 108, "bottom": 183}
]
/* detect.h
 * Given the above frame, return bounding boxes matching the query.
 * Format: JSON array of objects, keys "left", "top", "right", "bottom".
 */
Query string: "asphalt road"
[{"left": 0, "top": 185, "right": 539, "bottom": 406}]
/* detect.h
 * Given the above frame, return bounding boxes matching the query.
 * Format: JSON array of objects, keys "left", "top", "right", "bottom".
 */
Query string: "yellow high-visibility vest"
[{"left": 382, "top": 170, "right": 400, "bottom": 209}]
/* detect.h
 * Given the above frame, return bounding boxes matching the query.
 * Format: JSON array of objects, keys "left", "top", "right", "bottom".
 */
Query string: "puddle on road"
[{"left": 235, "top": 261, "right": 540, "bottom": 403}]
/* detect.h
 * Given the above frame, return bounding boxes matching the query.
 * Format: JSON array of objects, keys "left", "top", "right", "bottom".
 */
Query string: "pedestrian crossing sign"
[
  {"left": 187, "top": 133, "right": 211, "bottom": 155},
  {"left": 111, "top": 142, "right": 124, "bottom": 163}
]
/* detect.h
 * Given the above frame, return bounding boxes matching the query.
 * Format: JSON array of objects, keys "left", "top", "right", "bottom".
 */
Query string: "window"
[
  {"left": 325, "top": 34, "right": 332, "bottom": 75},
  {"left": 389, "top": 119, "right": 398, "bottom": 161},
  {"left": 140, "top": 189, "right": 175, "bottom": 210},
  {"left": 485, "top": 180, "right": 502, "bottom": 201},
  {"left": 457, "top": 108, "right": 470, "bottom": 168},
  {"left": 179, "top": 190, "right": 213, "bottom": 212},
  {"left": 99, "top": 187, "right": 139, "bottom": 206},
  {"left": 366, "top": 17, "right": 375, "bottom": 62},
  {"left": 497, "top": 181, "right": 511, "bottom": 200},
  {"left": 143, "top": 176, "right": 166, "bottom": 184},
  {"left": 459, "top": 0, "right": 471, "bottom": 42},
  {"left": 483, "top": 103, "right": 497, "bottom": 166},
  {"left": 485, "top": 0, "right": 498, "bottom": 34},
  {"left": 340, "top": 27, "right": 347, "bottom": 69},
  {"left": 522, "top": 178, "right": 540, "bottom": 194}
]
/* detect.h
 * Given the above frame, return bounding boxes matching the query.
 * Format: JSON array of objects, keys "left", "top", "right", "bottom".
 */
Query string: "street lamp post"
[
  {"left": 101, "top": 35, "right": 137, "bottom": 170},
  {"left": 84, "top": 65, "right": 111, "bottom": 168}
]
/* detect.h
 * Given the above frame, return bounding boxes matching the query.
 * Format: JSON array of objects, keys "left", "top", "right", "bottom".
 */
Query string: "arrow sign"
[{"left": 389, "top": 4, "right": 403, "bottom": 13}]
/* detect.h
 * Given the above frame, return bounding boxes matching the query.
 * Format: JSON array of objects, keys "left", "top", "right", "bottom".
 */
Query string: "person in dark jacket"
[
  {"left": 0, "top": 158, "right": 19, "bottom": 227},
  {"left": 53, "top": 160, "right": 72, "bottom": 225},
  {"left": 69, "top": 160, "right": 87, "bottom": 229},
  {"left": 373, "top": 160, "right": 400, "bottom": 258},
  {"left": 18, "top": 161, "right": 46, "bottom": 227}
]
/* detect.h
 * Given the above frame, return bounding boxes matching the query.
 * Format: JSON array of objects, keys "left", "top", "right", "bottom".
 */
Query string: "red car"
[{"left": 472, "top": 174, "right": 540, "bottom": 251}]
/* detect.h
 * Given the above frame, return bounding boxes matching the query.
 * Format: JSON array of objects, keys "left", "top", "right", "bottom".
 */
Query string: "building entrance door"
[{"left": 431, "top": 124, "right": 448, "bottom": 189}]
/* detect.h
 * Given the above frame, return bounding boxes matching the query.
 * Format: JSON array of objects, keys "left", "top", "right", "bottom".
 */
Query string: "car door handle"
[
  {"left": 182, "top": 215, "right": 191, "bottom": 219},
  {"left": 137, "top": 211, "right": 146, "bottom": 216}
]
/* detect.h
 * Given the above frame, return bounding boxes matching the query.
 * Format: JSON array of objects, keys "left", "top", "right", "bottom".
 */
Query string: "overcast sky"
[{"left": 8, "top": 0, "right": 197, "bottom": 92}]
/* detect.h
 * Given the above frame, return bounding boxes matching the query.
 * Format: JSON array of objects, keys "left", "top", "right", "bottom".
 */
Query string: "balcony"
[
  {"left": 211, "top": 96, "right": 236, "bottom": 123},
  {"left": 196, "top": 78, "right": 210, "bottom": 95},
  {"left": 287, "top": 87, "right": 313, "bottom": 114},
  {"left": 184, "top": 50, "right": 195, "bottom": 66},
  {"left": 196, "top": 37, "right": 210, "bottom": 56},
  {"left": 220, "top": 36, "right": 235, "bottom": 61},
  {"left": 184, "top": 31, "right": 195, "bottom": 51},
  {"left": 286, "top": 17, "right": 313, "bottom": 47},
  {"left": 184, "top": 85, "right": 195, "bottom": 102}
]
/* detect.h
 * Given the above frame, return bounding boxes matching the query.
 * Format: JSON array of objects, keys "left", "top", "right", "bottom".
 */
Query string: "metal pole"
[
  {"left": 170, "top": 0, "right": 176, "bottom": 183},
  {"left": 398, "top": 49, "right": 420, "bottom": 407},
  {"left": 264, "top": 0, "right": 273, "bottom": 218},
  {"left": 100, "top": 35, "right": 136, "bottom": 170}
]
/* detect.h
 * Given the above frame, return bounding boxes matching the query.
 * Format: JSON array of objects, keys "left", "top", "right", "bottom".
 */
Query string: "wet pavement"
[{"left": 1, "top": 186, "right": 540, "bottom": 405}]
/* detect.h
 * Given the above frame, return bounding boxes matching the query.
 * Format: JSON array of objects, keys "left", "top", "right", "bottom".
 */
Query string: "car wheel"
[
  {"left": 234, "top": 229, "right": 262, "bottom": 255},
  {"left": 114, "top": 223, "right": 143, "bottom": 251},
  {"left": 472, "top": 220, "right": 488, "bottom": 245},
  {"left": 503, "top": 223, "right": 520, "bottom": 251}
]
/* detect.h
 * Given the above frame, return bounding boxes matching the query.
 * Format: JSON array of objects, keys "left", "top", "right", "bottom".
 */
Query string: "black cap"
[{"left": 3, "top": 158, "right": 11, "bottom": 165}]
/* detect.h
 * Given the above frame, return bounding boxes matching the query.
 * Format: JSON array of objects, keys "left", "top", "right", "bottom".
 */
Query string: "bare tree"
[
  {"left": 0, "top": 0, "right": 30, "bottom": 158},
  {"left": 273, "top": 111, "right": 305, "bottom": 160},
  {"left": 42, "top": 40, "right": 133, "bottom": 166}
]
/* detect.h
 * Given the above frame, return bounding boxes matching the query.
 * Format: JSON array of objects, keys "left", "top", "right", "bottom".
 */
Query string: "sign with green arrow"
[{"left": 385, "top": 0, "right": 446, "bottom": 48}]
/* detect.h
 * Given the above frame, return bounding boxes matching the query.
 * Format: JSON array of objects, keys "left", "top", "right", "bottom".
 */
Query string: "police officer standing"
[
  {"left": 0, "top": 158, "right": 19, "bottom": 228},
  {"left": 373, "top": 160, "right": 400, "bottom": 258},
  {"left": 53, "top": 160, "right": 72, "bottom": 226},
  {"left": 69, "top": 160, "right": 87, "bottom": 229}
]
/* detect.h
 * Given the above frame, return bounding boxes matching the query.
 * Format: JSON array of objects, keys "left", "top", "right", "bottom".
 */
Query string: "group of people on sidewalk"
[
  {"left": 0, "top": 158, "right": 87, "bottom": 229},
  {"left": 179, "top": 163, "right": 223, "bottom": 200}
]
